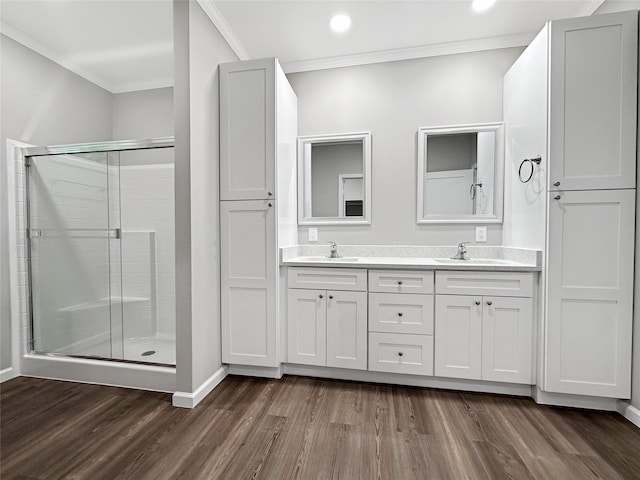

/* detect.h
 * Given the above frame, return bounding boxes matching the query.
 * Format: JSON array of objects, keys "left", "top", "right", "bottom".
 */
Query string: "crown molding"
[
  {"left": 282, "top": 33, "right": 535, "bottom": 74},
  {"left": 197, "top": 0, "right": 250, "bottom": 60},
  {"left": 582, "top": 0, "right": 607, "bottom": 16},
  {"left": 1, "top": 20, "right": 116, "bottom": 92}
]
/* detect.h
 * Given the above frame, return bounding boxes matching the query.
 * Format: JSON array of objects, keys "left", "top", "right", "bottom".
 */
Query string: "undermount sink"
[
  {"left": 435, "top": 258, "right": 508, "bottom": 265},
  {"left": 296, "top": 256, "right": 360, "bottom": 262}
]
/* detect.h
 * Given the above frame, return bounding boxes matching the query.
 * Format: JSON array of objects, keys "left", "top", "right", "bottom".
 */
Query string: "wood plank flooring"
[{"left": 2, "top": 375, "right": 639, "bottom": 479}]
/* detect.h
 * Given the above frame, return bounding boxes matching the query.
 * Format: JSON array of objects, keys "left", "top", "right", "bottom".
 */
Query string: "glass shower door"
[{"left": 27, "top": 151, "right": 123, "bottom": 359}]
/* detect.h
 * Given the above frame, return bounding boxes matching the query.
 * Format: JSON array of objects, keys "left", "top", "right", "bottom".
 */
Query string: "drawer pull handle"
[
  {"left": 397, "top": 281, "right": 403, "bottom": 285},
  {"left": 398, "top": 352, "right": 403, "bottom": 357},
  {"left": 553, "top": 181, "right": 561, "bottom": 187},
  {"left": 319, "top": 294, "right": 323, "bottom": 299},
  {"left": 268, "top": 191, "right": 273, "bottom": 196},
  {"left": 329, "top": 295, "right": 334, "bottom": 299},
  {"left": 487, "top": 300, "right": 493, "bottom": 306},
  {"left": 475, "top": 300, "right": 481, "bottom": 305},
  {"left": 554, "top": 195, "right": 561, "bottom": 200},
  {"left": 398, "top": 312, "right": 403, "bottom": 317},
  {"left": 268, "top": 202, "right": 273, "bottom": 207}
]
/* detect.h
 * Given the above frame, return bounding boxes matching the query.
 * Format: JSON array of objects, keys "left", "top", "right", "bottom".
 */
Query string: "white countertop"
[{"left": 280, "top": 245, "right": 542, "bottom": 272}]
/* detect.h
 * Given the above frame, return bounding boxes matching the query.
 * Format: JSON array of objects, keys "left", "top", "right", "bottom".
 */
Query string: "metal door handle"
[
  {"left": 554, "top": 195, "right": 561, "bottom": 200},
  {"left": 553, "top": 181, "right": 561, "bottom": 187},
  {"left": 487, "top": 300, "right": 493, "bottom": 306},
  {"left": 475, "top": 300, "right": 481, "bottom": 305}
]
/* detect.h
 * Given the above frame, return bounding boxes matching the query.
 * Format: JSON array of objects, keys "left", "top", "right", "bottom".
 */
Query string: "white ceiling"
[{"left": 1, "top": 0, "right": 627, "bottom": 93}]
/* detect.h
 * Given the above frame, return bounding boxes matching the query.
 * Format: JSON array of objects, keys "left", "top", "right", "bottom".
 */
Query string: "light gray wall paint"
[
  {"left": 288, "top": 47, "right": 523, "bottom": 245},
  {"left": 595, "top": 1, "right": 640, "bottom": 14},
  {"left": 0, "top": 34, "right": 113, "bottom": 371},
  {"left": 311, "top": 143, "right": 363, "bottom": 217},
  {"left": 174, "top": 0, "right": 238, "bottom": 393}
]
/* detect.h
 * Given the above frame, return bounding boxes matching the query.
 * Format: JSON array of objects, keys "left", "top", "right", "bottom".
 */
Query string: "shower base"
[{"left": 124, "top": 334, "right": 176, "bottom": 365}]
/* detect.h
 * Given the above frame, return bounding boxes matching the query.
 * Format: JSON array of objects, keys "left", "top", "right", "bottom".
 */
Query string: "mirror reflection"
[
  {"left": 417, "top": 123, "right": 503, "bottom": 223},
  {"left": 298, "top": 132, "right": 371, "bottom": 225}
]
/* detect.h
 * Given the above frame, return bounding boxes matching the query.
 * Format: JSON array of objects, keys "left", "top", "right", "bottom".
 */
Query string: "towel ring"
[{"left": 518, "top": 155, "right": 542, "bottom": 183}]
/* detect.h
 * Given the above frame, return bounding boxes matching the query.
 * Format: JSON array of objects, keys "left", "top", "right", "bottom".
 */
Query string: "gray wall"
[
  {"left": 174, "top": 0, "right": 238, "bottom": 394},
  {"left": 311, "top": 143, "right": 363, "bottom": 217},
  {"left": 288, "top": 47, "right": 523, "bottom": 245},
  {"left": 0, "top": 34, "right": 113, "bottom": 371},
  {"left": 112, "top": 87, "right": 174, "bottom": 141}
]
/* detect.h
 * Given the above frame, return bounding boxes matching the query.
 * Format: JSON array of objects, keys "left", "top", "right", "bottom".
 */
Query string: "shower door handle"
[{"left": 28, "top": 228, "right": 122, "bottom": 239}]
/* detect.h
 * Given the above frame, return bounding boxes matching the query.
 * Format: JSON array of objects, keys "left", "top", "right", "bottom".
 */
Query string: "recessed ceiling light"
[
  {"left": 472, "top": 0, "right": 497, "bottom": 12},
  {"left": 330, "top": 13, "right": 351, "bottom": 33}
]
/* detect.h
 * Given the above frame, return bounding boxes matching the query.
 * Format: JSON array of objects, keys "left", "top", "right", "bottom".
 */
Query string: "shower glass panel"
[
  {"left": 27, "top": 152, "right": 123, "bottom": 358},
  {"left": 25, "top": 139, "right": 176, "bottom": 366}
]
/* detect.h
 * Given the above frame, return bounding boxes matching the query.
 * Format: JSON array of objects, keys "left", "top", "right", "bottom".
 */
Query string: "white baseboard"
[
  {"left": 282, "top": 364, "right": 533, "bottom": 397},
  {"left": 617, "top": 401, "right": 640, "bottom": 429},
  {"left": 0, "top": 367, "right": 17, "bottom": 383},
  {"left": 172, "top": 366, "right": 228, "bottom": 408},
  {"left": 533, "top": 387, "right": 620, "bottom": 411},
  {"left": 227, "top": 364, "right": 283, "bottom": 379}
]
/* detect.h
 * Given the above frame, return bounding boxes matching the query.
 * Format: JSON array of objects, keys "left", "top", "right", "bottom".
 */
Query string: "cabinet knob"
[
  {"left": 329, "top": 295, "right": 334, "bottom": 299},
  {"left": 268, "top": 202, "right": 273, "bottom": 207},
  {"left": 319, "top": 294, "right": 323, "bottom": 299},
  {"left": 475, "top": 300, "right": 481, "bottom": 305},
  {"left": 398, "top": 312, "right": 403, "bottom": 317},
  {"left": 397, "top": 281, "right": 403, "bottom": 285},
  {"left": 554, "top": 195, "right": 561, "bottom": 200},
  {"left": 398, "top": 352, "right": 403, "bottom": 357},
  {"left": 553, "top": 181, "right": 561, "bottom": 187},
  {"left": 487, "top": 300, "right": 493, "bottom": 306},
  {"left": 268, "top": 191, "right": 273, "bottom": 196}
]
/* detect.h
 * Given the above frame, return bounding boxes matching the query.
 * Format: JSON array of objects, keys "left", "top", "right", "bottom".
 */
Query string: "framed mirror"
[
  {"left": 417, "top": 123, "right": 503, "bottom": 224},
  {"left": 298, "top": 132, "right": 371, "bottom": 225}
]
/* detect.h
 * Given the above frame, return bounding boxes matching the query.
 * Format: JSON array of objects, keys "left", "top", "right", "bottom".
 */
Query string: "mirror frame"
[
  {"left": 416, "top": 122, "right": 504, "bottom": 224},
  {"left": 297, "top": 131, "right": 372, "bottom": 225}
]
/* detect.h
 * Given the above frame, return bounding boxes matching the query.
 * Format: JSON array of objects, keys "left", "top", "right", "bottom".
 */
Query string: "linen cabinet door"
[
  {"left": 220, "top": 58, "right": 276, "bottom": 200},
  {"left": 548, "top": 11, "right": 637, "bottom": 191},
  {"left": 482, "top": 296, "right": 533, "bottom": 384},
  {"left": 287, "top": 289, "right": 326, "bottom": 366},
  {"left": 221, "top": 200, "right": 277, "bottom": 366},
  {"left": 326, "top": 291, "right": 367, "bottom": 370},
  {"left": 546, "top": 189, "right": 634, "bottom": 397},
  {"left": 434, "top": 295, "right": 482, "bottom": 380}
]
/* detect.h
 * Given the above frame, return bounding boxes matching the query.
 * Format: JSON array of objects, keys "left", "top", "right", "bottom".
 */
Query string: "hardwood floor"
[{"left": 2, "top": 375, "right": 639, "bottom": 480}]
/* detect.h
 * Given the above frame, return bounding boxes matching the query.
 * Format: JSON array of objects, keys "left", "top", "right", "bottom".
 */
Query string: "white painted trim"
[
  {"left": 0, "top": 367, "right": 17, "bottom": 383},
  {"left": 0, "top": 21, "right": 115, "bottom": 92},
  {"left": 282, "top": 33, "right": 534, "bottom": 74},
  {"left": 21, "top": 354, "right": 176, "bottom": 392},
  {"left": 6, "top": 139, "right": 31, "bottom": 377},
  {"left": 583, "top": 0, "right": 608, "bottom": 16},
  {"left": 227, "top": 364, "right": 283, "bottom": 379},
  {"left": 532, "top": 387, "right": 620, "bottom": 411},
  {"left": 282, "top": 364, "right": 532, "bottom": 397},
  {"left": 617, "top": 401, "right": 640, "bottom": 429},
  {"left": 196, "top": 0, "right": 249, "bottom": 60},
  {"left": 172, "top": 366, "right": 228, "bottom": 408}
]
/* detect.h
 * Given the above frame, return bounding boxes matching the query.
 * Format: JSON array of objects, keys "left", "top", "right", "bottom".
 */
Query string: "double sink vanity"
[{"left": 279, "top": 244, "right": 540, "bottom": 395}]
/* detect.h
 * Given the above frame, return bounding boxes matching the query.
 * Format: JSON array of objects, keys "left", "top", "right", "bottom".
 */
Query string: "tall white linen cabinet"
[
  {"left": 503, "top": 11, "right": 638, "bottom": 400},
  {"left": 220, "top": 58, "right": 298, "bottom": 370}
]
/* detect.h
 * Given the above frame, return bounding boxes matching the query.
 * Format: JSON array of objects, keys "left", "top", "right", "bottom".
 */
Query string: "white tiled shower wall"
[{"left": 13, "top": 150, "right": 175, "bottom": 357}]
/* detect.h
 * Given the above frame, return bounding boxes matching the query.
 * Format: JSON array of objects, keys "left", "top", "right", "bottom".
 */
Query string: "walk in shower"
[{"left": 23, "top": 138, "right": 175, "bottom": 366}]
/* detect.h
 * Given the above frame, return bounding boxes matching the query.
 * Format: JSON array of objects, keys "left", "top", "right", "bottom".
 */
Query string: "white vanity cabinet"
[
  {"left": 368, "top": 270, "right": 435, "bottom": 376},
  {"left": 220, "top": 58, "right": 297, "bottom": 369},
  {"left": 287, "top": 268, "right": 367, "bottom": 370},
  {"left": 434, "top": 272, "right": 534, "bottom": 384}
]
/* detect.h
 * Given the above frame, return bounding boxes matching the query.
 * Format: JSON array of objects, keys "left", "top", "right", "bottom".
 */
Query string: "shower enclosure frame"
[{"left": 20, "top": 136, "right": 175, "bottom": 373}]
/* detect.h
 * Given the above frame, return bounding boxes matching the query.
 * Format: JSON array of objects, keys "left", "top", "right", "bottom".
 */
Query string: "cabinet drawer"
[
  {"left": 435, "top": 271, "right": 533, "bottom": 297},
  {"left": 288, "top": 267, "right": 367, "bottom": 291},
  {"left": 369, "top": 293, "right": 433, "bottom": 335},
  {"left": 369, "top": 270, "right": 434, "bottom": 294},
  {"left": 368, "top": 332, "right": 433, "bottom": 376}
]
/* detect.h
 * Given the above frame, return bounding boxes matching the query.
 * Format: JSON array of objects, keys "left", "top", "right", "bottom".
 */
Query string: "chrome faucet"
[
  {"left": 327, "top": 241, "right": 341, "bottom": 259},
  {"left": 451, "top": 242, "right": 470, "bottom": 260}
]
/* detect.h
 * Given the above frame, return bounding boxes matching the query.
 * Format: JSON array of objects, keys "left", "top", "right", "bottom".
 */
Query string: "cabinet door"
[
  {"left": 549, "top": 11, "right": 637, "bottom": 191},
  {"left": 434, "top": 295, "right": 482, "bottom": 380},
  {"left": 327, "top": 291, "right": 367, "bottom": 370},
  {"left": 482, "top": 297, "right": 533, "bottom": 384},
  {"left": 546, "top": 190, "right": 634, "bottom": 397},
  {"left": 287, "top": 289, "right": 326, "bottom": 366},
  {"left": 221, "top": 200, "right": 277, "bottom": 366},
  {"left": 220, "top": 58, "right": 276, "bottom": 200}
]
